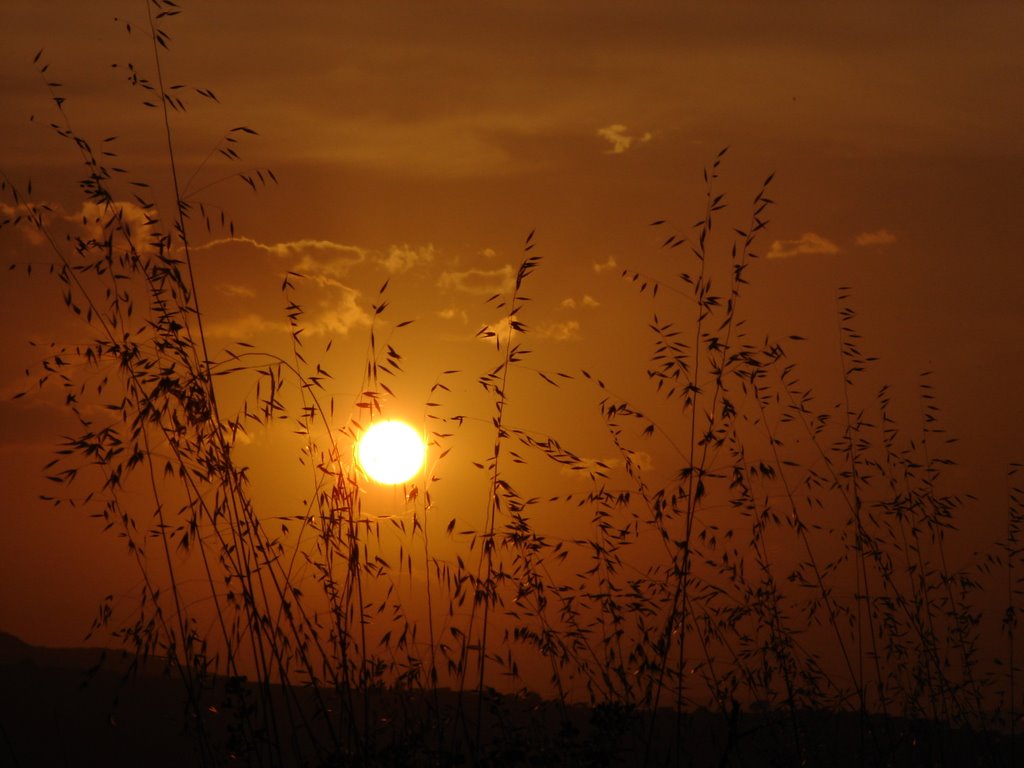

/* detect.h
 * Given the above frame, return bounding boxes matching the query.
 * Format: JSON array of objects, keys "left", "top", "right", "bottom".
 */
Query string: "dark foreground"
[{"left": 2, "top": 631, "right": 1019, "bottom": 767}]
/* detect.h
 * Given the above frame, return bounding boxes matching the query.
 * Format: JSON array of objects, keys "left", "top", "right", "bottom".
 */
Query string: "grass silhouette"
[{"left": 1, "top": 3, "right": 1022, "bottom": 766}]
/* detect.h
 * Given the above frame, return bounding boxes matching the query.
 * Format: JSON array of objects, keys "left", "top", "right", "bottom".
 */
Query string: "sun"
[{"left": 354, "top": 420, "right": 426, "bottom": 485}]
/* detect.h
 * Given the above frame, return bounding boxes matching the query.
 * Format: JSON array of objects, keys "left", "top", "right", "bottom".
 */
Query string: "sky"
[{"left": 1, "top": 0, "right": 1023, "bottom": 672}]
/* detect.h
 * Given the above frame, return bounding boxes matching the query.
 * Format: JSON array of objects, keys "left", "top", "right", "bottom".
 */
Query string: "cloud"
[
  {"left": 560, "top": 295, "right": 599, "bottom": 310},
  {"left": 219, "top": 283, "right": 257, "bottom": 298},
  {"left": 627, "top": 450, "right": 654, "bottom": 472},
  {"left": 438, "top": 264, "right": 515, "bottom": 295},
  {"left": 593, "top": 255, "right": 618, "bottom": 273},
  {"left": 478, "top": 315, "right": 519, "bottom": 346},
  {"left": 538, "top": 320, "right": 581, "bottom": 341},
  {"left": 378, "top": 243, "right": 435, "bottom": 274},
  {"left": 0, "top": 201, "right": 30, "bottom": 220},
  {"left": 3, "top": 198, "right": 164, "bottom": 254},
  {"left": 201, "top": 235, "right": 437, "bottom": 279},
  {"left": 766, "top": 232, "right": 840, "bottom": 260},
  {"left": 437, "top": 306, "right": 469, "bottom": 323},
  {"left": 1, "top": 201, "right": 51, "bottom": 247},
  {"left": 596, "top": 124, "right": 652, "bottom": 154},
  {"left": 192, "top": 236, "right": 374, "bottom": 340},
  {"left": 560, "top": 450, "right": 653, "bottom": 479},
  {"left": 197, "top": 236, "right": 367, "bottom": 283},
  {"left": 204, "top": 312, "right": 289, "bottom": 340},
  {"left": 304, "top": 287, "right": 374, "bottom": 336},
  {"left": 2, "top": 199, "right": 162, "bottom": 254},
  {"left": 478, "top": 317, "right": 580, "bottom": 344},
  {"left": 297, "top": 114, "right": 518, "bottom": 177},
  {"left": 72, "top": 200, "right": 161, "bottom": 252},
  {"left": 855, "top": 228, "right": 897, "bottom": 247},
  {"left": 559, "top": 456, "right": 613, "bottom": 480}
]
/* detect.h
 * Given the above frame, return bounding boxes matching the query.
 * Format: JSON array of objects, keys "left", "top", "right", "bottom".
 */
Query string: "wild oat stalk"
[{"left": 5, "top": 10, "right": 1022, "bottom": 765}]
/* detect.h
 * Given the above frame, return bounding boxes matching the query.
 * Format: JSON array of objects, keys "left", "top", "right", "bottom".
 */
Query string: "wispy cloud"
[
  {"left": 559, "top": 456, "right": 613, "bottom": 480},
  {"left": 561, "top": 450, "right": 653, "bottom": 479},
  {"left": 538, "top": 320, "right": 581, "bottom": 341},
  {"left": 593, "top": 255, "right": 618, "bottom": 273},
  {"left": 437, "top": 306, "right": 469, "bottom": 323},
  {"left": 627, "top": 450, "right": 654, "bottom": 472},
  {"left": 855, "top": 228, "right": 896, "bottom": 247},
  {"left": 202, "top": 235, "right": 440, "bottom": 278},
  {"left": 197, "top": 236, "right": 367, "bottom": 280},
  {"left": 204, "top": 313, "right": 289, "bottom": 340},
  {"left": 304, "top": 287, "right": 374, "bottom": 336},
  {"left": 208, "top": 285, "right": 371, "bottom": 342},
  {"left": 438, "top": 264, "right": 515, "bottom": 295},
  {"left": 478, "top": 314, "right": 519, "bottom": 346},
  {"left": 219, "top": 283, "right": 257, "bottom": 298},
  {"left": 478, "top": 317, "right": 580, "bottom": 344},
  {"left": 560, "top": 294, "right": 600, "bottom": 310},
  {"left": 72, "top": 200, "right": 160, "bottom": 252},
  {"left": 193, "top": 236, "right": 374, "bottom": 340},
  {"left": 378, "top": 243, "right": 435, "bottom": 274},
  {"left": 767, "top": 232, "right": 839, "bottom": 260},
  {"left": 4, "top": 199, "right": 165, "bottom": 253},
  {"left": 596, "top": 124, "right": 652, "bottom": 154},
  {"left": 1, "top": 201, "right": 54, "bottom": 248}
]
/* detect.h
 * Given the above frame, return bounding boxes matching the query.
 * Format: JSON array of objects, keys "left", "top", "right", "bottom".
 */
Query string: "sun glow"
[{"left": 355, "top": 420, "right": 426, "bottom": 485}]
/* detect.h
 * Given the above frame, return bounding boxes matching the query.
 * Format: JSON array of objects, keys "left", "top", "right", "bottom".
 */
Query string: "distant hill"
[
  {"left": 1, "top": 631, "right": 1020, "bottom": 767},
  {"left": 2, "top": 630, "right": 115, "bottom": 670},
  {"left": 0, "top": 631, "right": 199, "bottom": 768}
]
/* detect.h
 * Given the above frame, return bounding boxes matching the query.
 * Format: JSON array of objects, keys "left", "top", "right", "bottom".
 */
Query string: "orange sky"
[{"left": 1, "top": 0, "right": 1023, "bottom": 662}]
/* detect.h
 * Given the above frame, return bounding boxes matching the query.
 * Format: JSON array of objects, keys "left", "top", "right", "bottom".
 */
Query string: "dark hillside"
[{"left": 1, "top": 632, "right": 1019, "bottom": 767}]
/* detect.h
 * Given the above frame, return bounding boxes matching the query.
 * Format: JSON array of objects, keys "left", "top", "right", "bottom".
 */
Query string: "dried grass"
[{"left": 1, "top": 4, "right": 1021, "bottom": 766}]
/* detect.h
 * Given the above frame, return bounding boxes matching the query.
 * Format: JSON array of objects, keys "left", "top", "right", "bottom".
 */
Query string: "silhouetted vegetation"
[{"left": 1, "top": 3, "right": 1021, "bottom": 766}]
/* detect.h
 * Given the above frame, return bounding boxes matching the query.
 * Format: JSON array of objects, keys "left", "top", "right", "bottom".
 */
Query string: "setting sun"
[
  {"left": 4, "top": 2, "right": 1023, "bottom": 765},
  {"left": 354, "top": 420, "right": 426, "bottom": 485}
]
